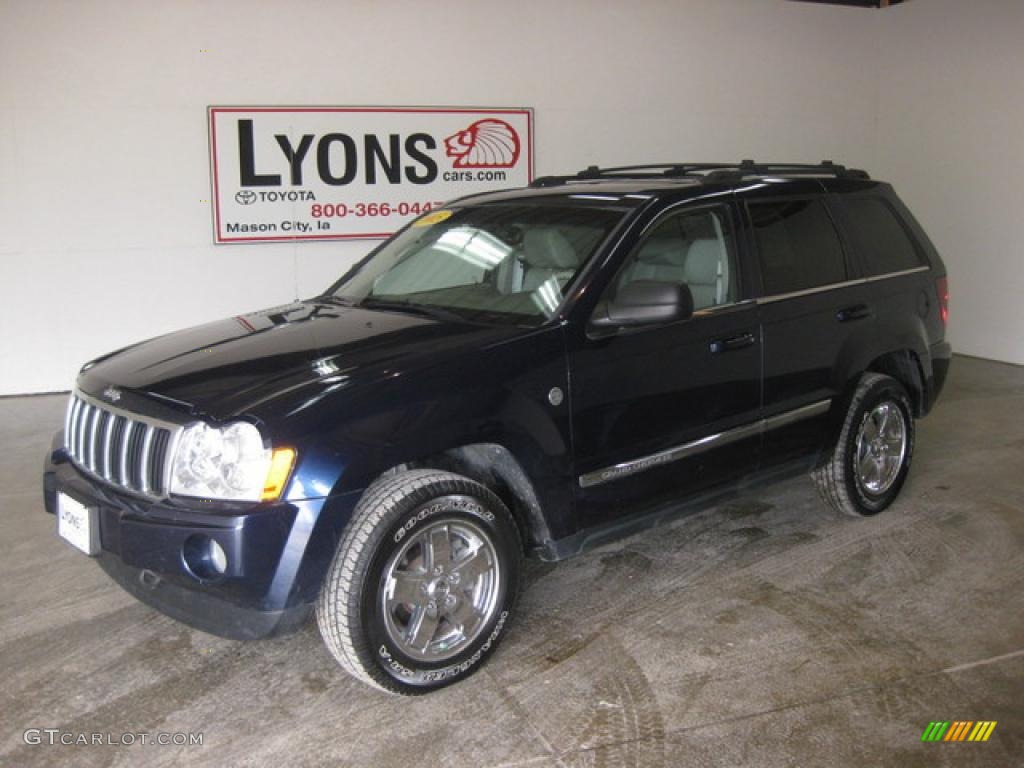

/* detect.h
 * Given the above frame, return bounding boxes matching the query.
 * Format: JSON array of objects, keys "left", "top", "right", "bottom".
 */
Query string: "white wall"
[
  {"left": 875, "top": 0, "right": 1024, "bottom": 365},
  {"left": 0, "top": 0, "right": 880, "bottom": 394},
  {"left": 8, "top": 0, "right": 1011, "bottom": 395}
]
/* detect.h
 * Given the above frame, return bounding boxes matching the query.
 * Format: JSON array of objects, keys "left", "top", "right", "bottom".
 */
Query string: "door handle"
[
  {"left": 710, "top": 332, "right": 756, "bottom": 354},
  {"left": 837, "top": 304, "right": 872, "bottom": 323}
]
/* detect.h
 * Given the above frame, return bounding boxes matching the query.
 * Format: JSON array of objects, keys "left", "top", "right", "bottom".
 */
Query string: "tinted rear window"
[
  {"left": 749, "top": 199, "right": 847, "bottom": 295},
  {"left": 839, "top": 197, "right": 925, "bottom": 275}
]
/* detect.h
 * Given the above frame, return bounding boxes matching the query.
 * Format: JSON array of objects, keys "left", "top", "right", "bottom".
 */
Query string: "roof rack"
[{"left": 530, "top": 159, "right": 870, "bottom": 187}]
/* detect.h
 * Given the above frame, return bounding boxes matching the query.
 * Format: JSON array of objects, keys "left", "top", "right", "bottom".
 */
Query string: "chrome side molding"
[
  {"left": 578, "top": 399, "right": 831, "bottom": 489},
  {"left": 757, "top": 266, "right": 929, "bottom": 305}
]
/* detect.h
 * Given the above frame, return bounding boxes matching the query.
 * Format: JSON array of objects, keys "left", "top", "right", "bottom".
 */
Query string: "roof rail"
[{"left": 529, "top": 160, "right": 870, "bottom": 187}]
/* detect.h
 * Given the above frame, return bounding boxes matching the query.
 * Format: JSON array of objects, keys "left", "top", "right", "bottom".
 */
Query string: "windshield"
[{"left": 328, "top": 204, "right": 625, "bottom": 325}]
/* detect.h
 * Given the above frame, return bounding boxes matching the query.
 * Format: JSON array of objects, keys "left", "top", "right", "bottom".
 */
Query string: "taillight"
[{"left": 935, "top": 276, "right": 949, "bottom": 327}]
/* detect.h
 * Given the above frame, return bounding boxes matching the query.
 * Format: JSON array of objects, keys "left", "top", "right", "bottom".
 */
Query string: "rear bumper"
[{"left": 44, "top": 440, "right": 360, "bottom": 640}]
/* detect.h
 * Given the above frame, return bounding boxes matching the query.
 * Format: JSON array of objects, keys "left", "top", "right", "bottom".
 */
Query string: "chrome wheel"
[
  {"left": 854, "top": 400, "right": 907, "bottom": 495},
  {"left": 380, "top": 516, "right": 501, "bottom": 663}
]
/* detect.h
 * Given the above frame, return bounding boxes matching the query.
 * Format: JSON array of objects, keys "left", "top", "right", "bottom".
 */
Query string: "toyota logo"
[{"left": 235, "top": 190, "right": 257, "bottom": 205}]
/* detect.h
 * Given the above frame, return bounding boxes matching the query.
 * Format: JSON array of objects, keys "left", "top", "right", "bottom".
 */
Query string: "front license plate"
[{"left": 57, "top": 492, "right": 99, "bottom": 555}]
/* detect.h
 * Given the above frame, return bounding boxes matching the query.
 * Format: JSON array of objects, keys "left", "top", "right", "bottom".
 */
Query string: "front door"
[{"left": 568, "top": 203, "right": 762, "bottom": 526}]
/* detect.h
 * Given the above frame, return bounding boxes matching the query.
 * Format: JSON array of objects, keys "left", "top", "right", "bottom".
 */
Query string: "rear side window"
[
  {"left": 749, "top": 199, "right": 847, "bottom": 296},
  {"left": 839, "top": 197, "right": 925, "bottom": 275}
]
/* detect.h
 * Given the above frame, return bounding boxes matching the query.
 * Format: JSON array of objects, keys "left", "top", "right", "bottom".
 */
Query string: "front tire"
[
  {"left": 814, "top": 373, "right": 915, "bottom": 517},
  {"left": 317, "top": 469, "right": 521, "bottom": 695}
]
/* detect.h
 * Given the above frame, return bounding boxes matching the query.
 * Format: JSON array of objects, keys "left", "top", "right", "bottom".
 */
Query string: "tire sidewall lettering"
[
  {"left": 394, "top": 496, "right": 494, "bottom": 544},
  {"left": 377, "top": 609, "right": 510, "bottom": 685},
  {"left": 378, "top": 645, "right": 415, "bottom": 678}
]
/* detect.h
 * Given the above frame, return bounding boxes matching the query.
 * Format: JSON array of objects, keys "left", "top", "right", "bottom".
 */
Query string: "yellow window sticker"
[{"left": 413, "top": 209, "right": 453, "bottom": 228}]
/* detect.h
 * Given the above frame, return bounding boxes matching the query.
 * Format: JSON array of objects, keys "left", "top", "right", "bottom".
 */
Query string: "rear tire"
[
  {"left": 317, "top": 469, "right": 521, "bottom": 695},
  {"left": 814, "top": 373, "right": 915, "bottom": 517}
]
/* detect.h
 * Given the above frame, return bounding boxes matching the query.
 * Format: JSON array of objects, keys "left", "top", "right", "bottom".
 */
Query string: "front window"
[
  {"left": 329, "top": 204, "right": 625, "bottom": 325},
  {"left": 603, "top": 206, "right": 738, "bottom": 312}
]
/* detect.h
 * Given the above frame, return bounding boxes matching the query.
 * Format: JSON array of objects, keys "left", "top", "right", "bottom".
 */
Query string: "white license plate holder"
[{"left": 57, "top": 492, "right": 100, "bottom": 556}]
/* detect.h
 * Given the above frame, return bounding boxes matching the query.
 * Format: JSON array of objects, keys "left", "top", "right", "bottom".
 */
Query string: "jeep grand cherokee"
[{"left": 43, "top": 161, "right": 951, "bottom": 694}]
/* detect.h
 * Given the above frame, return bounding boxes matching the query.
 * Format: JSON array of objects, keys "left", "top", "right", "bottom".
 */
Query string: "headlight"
[{"left": 170, "top": 421, "right": 295, "bottom": 502}]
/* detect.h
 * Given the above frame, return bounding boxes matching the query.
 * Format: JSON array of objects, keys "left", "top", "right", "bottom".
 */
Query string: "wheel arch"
[
  {"left": 819, "top": 347, "right": 926, "bottom": 467},
  {"left": 400, "top": 442, "right": 553, "bottom": 555},
  {"left": 865, "top": 348, "right": 927, "bottom": 417}
]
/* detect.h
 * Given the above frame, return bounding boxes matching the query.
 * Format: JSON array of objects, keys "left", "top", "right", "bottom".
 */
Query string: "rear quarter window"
[
  {"left": 837, "top": 197, "right": 926, "bottom": 275},
  {"left": 748, "top": 199, "right": 848, "bottom": 296}
]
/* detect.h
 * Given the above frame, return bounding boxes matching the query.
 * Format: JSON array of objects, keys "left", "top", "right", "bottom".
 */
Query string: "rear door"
[
  {"left": 744, "top": 191, "right": 875, "bottom": 467},
  {"left": 828, "top": 191, "right": 935, "bottom": 351}
]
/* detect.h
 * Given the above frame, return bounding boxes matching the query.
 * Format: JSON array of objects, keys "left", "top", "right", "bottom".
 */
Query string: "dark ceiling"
[{"left": 788, "top": 0, "right": 905, "bottom": 7}]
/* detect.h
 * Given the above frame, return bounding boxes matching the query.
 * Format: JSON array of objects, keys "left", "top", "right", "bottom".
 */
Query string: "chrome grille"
[{"left": 64, "top": 392, "right": 183, "bottom": 498}]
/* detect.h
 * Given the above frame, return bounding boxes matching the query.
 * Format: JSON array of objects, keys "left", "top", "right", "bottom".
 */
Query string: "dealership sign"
[{"left": 208, "top": 106, "right": 534, "bottom": 244}]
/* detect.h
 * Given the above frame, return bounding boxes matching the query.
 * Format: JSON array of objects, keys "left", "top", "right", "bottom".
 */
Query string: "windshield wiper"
[
  {"left": 358, "top": 298, "right": 466, "bottom": 324},
  {"left": 317, "top": 294, "right": 356, "bottom": 307}
]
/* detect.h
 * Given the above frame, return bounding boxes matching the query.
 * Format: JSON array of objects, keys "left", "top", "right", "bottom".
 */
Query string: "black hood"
[{"left": 78, "top": 300, "right": 523, "bottom": 420}]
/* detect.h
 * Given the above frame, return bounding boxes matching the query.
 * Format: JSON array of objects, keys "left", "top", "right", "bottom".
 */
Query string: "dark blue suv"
[{"left": 43, "top": 161, "right": 951, "bottom": 694}]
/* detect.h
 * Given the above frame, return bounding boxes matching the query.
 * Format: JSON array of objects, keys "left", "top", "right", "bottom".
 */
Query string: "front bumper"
[{"left": 44, "top": 440, "right": 360, "bottom": 640}]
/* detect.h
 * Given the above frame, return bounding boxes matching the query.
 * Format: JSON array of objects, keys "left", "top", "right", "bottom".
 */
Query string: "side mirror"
[{"left": 590, "top": 280, "right": 694, "bottom": 329}]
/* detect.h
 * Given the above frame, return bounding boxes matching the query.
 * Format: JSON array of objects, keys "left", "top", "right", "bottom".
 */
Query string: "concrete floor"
[{"left": 0, "top": 355, "right": 1021, "bottom": 767}]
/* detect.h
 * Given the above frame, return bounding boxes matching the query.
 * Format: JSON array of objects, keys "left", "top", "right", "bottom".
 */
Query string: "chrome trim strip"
[
  {"left": 66, "top": 396, "right": 81, "bottom": 454},
  {"left": 64, "top": 396, "right": 76, "bottom": 452},
  {"left": 578, "top": 399, "right": 832, "bottom": 489},
  {"left": 95, "top": 410, "right": 104, "bottom": 476},
  {"left": 756, "top": 266, "right": 930, "bottom": 305},
  {"left": 120, "top": 420, "right": 133, "bottom": 488},
  {"left": 139, "top": 425, "right": 154, "bottom": 495},
  {"left": 73, "top": 389, "right": 183, "bottom": 433},
  {"left": 85, "top": 405, "right": 98, "bottom": 471},
  {"left": 761, "top": 399, "right": 833, "bottom": 431},
  {"left": 85, "top": 405, "right": 95, "bottom": 465},
  {"left": 756, "top": 279, "right": 865, "bottom": 305},
  {"left": 691, "top": 299, "right": 757, "bottom": 318},
  {"left": 71, "top": 400, "right": 80, "bottom": 459},
  {"left": 162, "top": 428, "right": 182, "bottom": 497},
  {"left": 91, "top": 410, "right": 100, "bottom": 475},
  {"left": 101, "top": 413, "right": 114, "bottom": 481},
  {"left": 77, "top": 403, "right": 89, "bottom": 465},
  {"left": 865, "top": 265, "right": 929, "bottom": 282}
]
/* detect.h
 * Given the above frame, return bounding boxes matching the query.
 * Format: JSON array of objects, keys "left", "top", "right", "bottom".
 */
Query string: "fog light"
[
  {"left": 209, "top": 540, "right": 227, "bottom": 574},
  {"left": 183, "top": 535, "right": 228, "bottom": 580}
]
